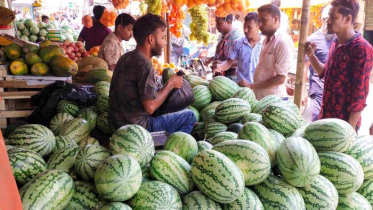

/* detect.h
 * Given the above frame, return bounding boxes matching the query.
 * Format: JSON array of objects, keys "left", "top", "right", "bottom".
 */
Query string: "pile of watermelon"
[{"left": 4, "top": 75, "right": 373, "bottom": 209}]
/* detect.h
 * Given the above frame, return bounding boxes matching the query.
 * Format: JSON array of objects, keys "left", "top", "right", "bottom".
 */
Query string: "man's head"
[
  {"left": 215, "top": 14, "right": 233, "bottom": 35},
  {"left": 243, "top": 12, "right": 260, "bottom": 40},
  {"left": 235, "top": 14, "right": 240, "bottom": 20},
  {"left": 93, "top": 5, "right": 105, "bottom": 21},
  {"left": 258, "top": 4, "right": 281, "bottom": 35},
  {"left": 115, "top": 13, "right": 136, "bottom": 41},
  {"left": 270, "top": 0, "right": 281, "bottom": 7},
  {"left": 133, "top": 13, "right": 166, "bottom": 56},
  {"left": 327, "top": 0, "right": 359, "bottom": 34},
  {"left": 41, "top": 15, "right": 49, "bottom": 24}
]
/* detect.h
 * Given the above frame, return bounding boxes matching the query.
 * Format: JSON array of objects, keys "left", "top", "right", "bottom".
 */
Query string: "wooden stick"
[{"left": 165, "top": 11, "right": 171, "bottom": 64}]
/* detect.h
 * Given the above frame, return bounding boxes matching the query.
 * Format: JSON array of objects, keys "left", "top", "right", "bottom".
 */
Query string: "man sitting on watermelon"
[{"left": 108, "top": 13, "right": 196, "bottom": 135}]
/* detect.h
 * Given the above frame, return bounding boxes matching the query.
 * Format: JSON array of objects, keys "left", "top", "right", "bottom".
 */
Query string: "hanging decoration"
[
  {"left": 169, "top": 3, "right": 185, "bottom": 38},
  {"left": 100, "top": 9, "right": 117, "bottom": 27}
]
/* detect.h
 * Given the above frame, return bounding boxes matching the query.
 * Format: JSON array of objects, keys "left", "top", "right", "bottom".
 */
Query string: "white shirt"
[{"left": 279, "top": 11, "right": 290, "bottom": 34}]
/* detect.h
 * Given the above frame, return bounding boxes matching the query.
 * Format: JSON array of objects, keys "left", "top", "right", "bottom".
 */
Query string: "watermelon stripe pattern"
[
  {"left": 76, "top": 107, "right": 98, "bottom": 131},
  {"left": 222, "top": 187, "right": 264, "bottom": 210},
  {"left": 215, "top": 98, "right": 251, "bottom": 124},
  {"left": 78, "top": 136, "right": 100, "bottom": 148},
  {"left": 241, "top": 113, "right": 262, "bottom": 124},
  {"left": 164, "top": 132, "right": 198, "bottom": 164},
  {"left": 197, "top": 141, "right": 213, "bottom": 151},
  {"left": 189, "top": 106, "right": 200, "bottom": 122},
  {"left": 268, "top": 129, "right": 285, "bottom": 148},
  {"left": 59, "top": 118, "right": 90, "bottom": 143},
  {"left": 57, "top": 100, "right": 79, "bottom": 117},
  {"left": 358, "top": 179, "right": 373, "bottom": 206},
  {"left": 263, "top": 104, "right": 301, "bottom": 136},
  {"left": 209, "top": 131, "right": 237, "bottom": 145},
  {"left": 65, "top": 180, "right": 104, "bottom": 210},
  {"left": 232, "top": 87, "right": 256, "bottom": 106},
  {"left": 47, "top": 145, "right": 80, "bottom": 173},
  {"left": 201, "top": 101, "right": 221, "bottom": 122},
  {"left": 192, "top": 85, "right": 212, "bottom": 110},
  {"left": 204, "top": 122, "right": 228, "bottom": 139},
  {"left": 97, "top": 112, "right": 112, "bottom": 135},
  {"left": 99, "top": 202, "right": 132, "bottom": 210},
  {"left": 94, "top": 81, "right": 110, "bottom": 97},
  {"left": 183, "top": 191, "right": 222, "bottom": 210},
  {"left": 209, "top": 76, "right": 239, "bottom": 101},
  {"left": 345, "top": 135, "right": 373, "bottom": 179},
  {"left": 338, "top": 192, "right": 372, "bottom": 209},
  {"left": 52, "top": 135, "right": 77, "bottom": 154},
  {"left": 186, "top": 75, "right": 210, "bottom": 87},
  {"left": 192, "top": 122, "right": 205, "bottom": 140},
  {"left": 97, "top": 95, "right": 109, "bottom": 113},
  {"left": 251, "top": 95, "right": 282, "bottom": 115},
  {"left": 49, "top": 113, "right": 74, "bottom": 135}
]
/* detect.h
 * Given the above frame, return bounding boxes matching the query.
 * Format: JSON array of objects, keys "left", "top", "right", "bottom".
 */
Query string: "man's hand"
[
  {"left": 238, "top": 80, "right": 252, "bottom": 88},
  {"left": 305, "top": 42, "right": 317, "bottom": 57},
  {"left": 167, "top": 74, "right": 183, "bottom": 89},
  {"left": 204, "top": 57, "right": 213, "bottom": 66}
]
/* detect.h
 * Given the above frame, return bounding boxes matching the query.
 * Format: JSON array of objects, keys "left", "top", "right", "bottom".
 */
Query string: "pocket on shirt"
[{"left": 264, "top": 54, "right": 276, "bottom": 71}]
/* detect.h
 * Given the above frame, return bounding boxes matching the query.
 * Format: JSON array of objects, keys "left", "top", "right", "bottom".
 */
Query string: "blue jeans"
[
  {"left": 147, "top": 109, "right": 196, "bottom": 134},
  {"left": 310, "top": 94, "right": 322, "bottom": 122}
]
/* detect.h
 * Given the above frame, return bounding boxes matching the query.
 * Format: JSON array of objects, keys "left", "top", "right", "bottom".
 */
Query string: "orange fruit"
[{"left": 170, "top": 63, "right": 176, "bottom": 68}]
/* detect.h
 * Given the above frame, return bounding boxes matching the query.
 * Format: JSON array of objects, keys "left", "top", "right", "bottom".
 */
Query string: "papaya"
[
  {"left": 14, "top": 58, "right": 26, "bottom": 63},
  {"left": 5, "top": 43, "right": 22, "bottom": 60},
  {"left": 39, "top": 45, "right": 65, "bottom": 63},
  {"left": 25, "top": 52, "right": 42, "bottom": 66},
  {"left": 40, "top": 40, "right": 53, "bottom": 48},
  {"left": 31, "top": 63, "right": 49, "bottom": 76},
  {"left": 84, "top": 68, "right": 113, "bottom": 84},
  {"left": 49, "top": 55, "right": 78, "bottom": 77},
  {"left": 76, "top": 57, "right": 108, "bottom": 72},
  {"left": 22, "top": 44, "right": 40, "bottom": 54},
  {"left": 10, "top": 61, "right": 28, "bottom": 75}
]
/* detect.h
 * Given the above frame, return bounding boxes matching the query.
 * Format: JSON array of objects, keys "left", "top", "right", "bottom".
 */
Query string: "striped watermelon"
[
  {"left": 192, "top": 122, "right": 205, "bottom": 140},
  {"left": 291, "top": 125, "right": 307, "bottom": 137},
  {"left": 318, "top": 151, "right": 364, "bottom": 194},
  {"left": 209, "top": 76, "right": 239, "bottom": 101},
  {"left": 338, "top": 192, "right": 371, "bottom": 210},
  {"left": 192, "top": 85, "right": 212, "bottom": 110},
  {"left": 222, "top": 187, "right": 264, "bottom": 210},
  {"left": 8, "top": 148, "right": 47, "bottom": 185},
  {"left": 65, "top": 180, "right": 105, "bottom": 210},
  {"left": 75, "top": 144, "right": 111, "bottom": 180},
  {"left": 95, "top": 154, "right": 142, "bottom": 201},
  {"left": 47, "top": 145, "right": 80, "bottom": 173},
  {"left": 164, "top": 132, "right": 198, "bottom": 164},
  {"left": 263, "top": 104, "right": 301, "bottom": 136},
  {"left": 150, "top": 151, "right": 194, "bottom": 194},
  {"left": 204, "top": 122, "right": 228, "bottom": 139},
  {"left": 268, "top": 129, "right": 285, "bottom": 148},
  {"left": 345, "top": 135, "right": 373, "bottom": 179},
  {"left": 213, "top": 140, "right": 271, "bottom": 186},
  {"left": 188, "top": 106, "right": 200, "bottom": 122},
  {"left": 183, "top": 191, "right": 222, "bottom": 210},
  {"left": 241, "top": 113, "right": 262, "bottom": 124},
  {"left": 251, "top": 95, "right": 282, "bottom": 115},
  {"left": 238, "top": 122, "right": 277, "bottom": 166},
  {"left": 203, "top": 109, "right": 216, "bottom": 123},
  {"left": 232, "top": 87, "right": 256, "bottom": 106},
  {"left": 358, "top": 179, "right": 373, "bottom": 206},
  {"left": 252, "top": 174, "right": 306, "bottom": 210},
  {"left": 209, "top": 131, "right": 237, "bottom": 145},
  {"left": 99, "top": 202, "right": 132, "bottom": 210},
  {"left": 49, "top": 113, "right": 74, "bottom": 135},
  {"left": 141, "top": 165, "right": 152, "bottom": 183},
  {"left": 97, "top": 95, "right": 109, "bottom": 113},
  {"left": 9, "top": 124, "right": 56, "bottom": 157},
  {"left": 297, "top": 175, "right": 339, "bottom": 210},
  {"left": 76, "top": 107, "right": 98, "bottom": 130},
  {"left": 3, "top": 120, "right": 28, "bottom": 138},
  {"left": 191, "top": 150, "right": 245, "bottom": 203},
  {"left": 110, "top": 124, "right": 155, "bottom": 168},
  {"left": 304, "top": 118, "right": 356, "bottom": 152},
  {"left": 97, "top": 112, "right": 112, "bottom": 135},
  {"left": 78, "top": 136, "right": 100, "bottom": 148},
  {"left": 128, "top": 181, "right": 182, "bottom": 209},
  {"left": 215, "top": 98, "right": 251, "bottom": 124},
  {"left": 59, "top": 118, "right": 90, "bottom": 143},
  {"left": 94, "top": 81, "right": 110, "bottom": 96},
  {"left": 19, "top": 170, "right": 75, "bottom": 210},
  {"left": 57, "top": 100, "right": 79, "bottom": 116},
  {"left": 52, "top": 135, "right": 77, "bottom": 153},
  {"left": 201, "top": 101, "right": 221, "bottom": 121},
  {"left": 277, "top": 137, "right": 320, "bottom": 187},
  {"left": 186, "top": 74, "right": 210, "bottom": 87},
  {"left": 197, "top": 141, "right": 213, "bottom": 151},
  {"left": 6, "top": 145, "right": 16, "bottom": 151}
]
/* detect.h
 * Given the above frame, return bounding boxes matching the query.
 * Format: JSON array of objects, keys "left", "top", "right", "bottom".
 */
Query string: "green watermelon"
[
  {"left": 345, "top": 135, "right": 373, "bottom": 179},
  {"left": 337, "top": 192, "right": 371, "bottom": 210},
  {"left": 128, "top": 181, "right": 182, "bottom": 209},
  {"left": 97, "top": 112, "right": 112, "bottom": 135},
  {"left": 95, "top": 154, "right": 142, "bottom": 201},
  {"left": 200, "top": 101, "right": 221, "bottom": 121},
  {"left": 192, "top": 122, "right": 205, "bottom": 140},
  {"left": 189, "top": 106, "right": 200, "bottom": 122},
  {"left": 8, "top": 124, "right": 56, "bottom": 157},
  {"left": 203, "top": 109, "right": 217, "bottom": 123},
  {"left": 150, "top": 151, "right": 194, "bottom": 194},
  {"left": 209, "top": 131, "right": 237, "bottom": 145},
  {"left": 197, "top": 141, "right": 213, "bottom": 151},
  {"left": 291, "top": 125, "right": 307, "bottom": 137},
  {"left": 318, "top": 151, "right": 364, "bottom": 194},
  {"left": 222, "top": 187, "right": 264, "bottom": 210},
  {"left": 182, "top": 191, "right": 222, "bottom": 210},
  {"left": 19, "top": 170, "right": 75, "bottom": 210},
  {"left": 49, "top": 113, "right": 74, "bottom": 135},
  {"left": 47, "top": 145, "right": 80, "bottom": 173},
  {"left": 76, "top": 107, "right": 98, "bottom": 130},
  {"left": 78, "top": 136, "right": 100, "bottom": 148},
  {"left": 251, "top": 95, "right": 283, "bottom": 115},
  {"left": 191, "top": 150, "right": 245, "bottom": 203},
  {"left": 52, "top": 135, "right": 77, "bottom": 153},
  {"left": 65, "top": 180, "right": 104, "bottom": 210},
  {"left": 268, "top": 129, "right": 285, "bottom": 148},
  {"left": 304, "top": 118, "right": 356, "bottom": 152},
  {"left": 213, "top": 140, "right": 271, "bottom": 186},
  {"left": 141, "top": 165, "right": 152, "bottom": 183},
  {"left": 192, "top": 85, "right": 212, "bottom": 110},
  {"left": 358, "top": 179, "right": 373, "bottom": 206},
  {"left": 164, "top": 132, "right": 198, "bottom": 163},
  {"left": 232, "top": 87, "right": 256, "bottom": 106},
  {"left": 209, "top": 76, "right": 239, "bottom": 101},
  {"left": 204, "top": 122, "right": 228, "bottom": 139},
  {"left": 94, "top": 81, "right": 110, "bottom": 97},
  {"left": 75, "top": 144, "right": 111, "bottom": 180},
  {"left": 215, "top": 98, "right": 251, "bottom": 124},
  {"left": 110, "top": 124, "right": 155, "bottom": 168},
  {"left": 185, "top": 75, "right": 210, "bottom": 87},
  {"left": 99, "top": 202, "right": 132, "bottom": 210},
  {"left": 240, "top": 113, "right": 262, "bottom": 124},
  {"left": 3, "top": 120, "right": 28, "bottom": 138},
  {"left": 59, "top": 118, "right": 90, "bottom": 143},
  {"left": 56, "top": 100, "right": 79, "bottom": 116},
  {"left": 263, "top": 104, "right": 301, "bottom": 136},
  {"left": 8, "top": 148, "right": 47, "bottom": 185},
  {"left": 97, "top": 95, "right": 109, "bottom": 113}
]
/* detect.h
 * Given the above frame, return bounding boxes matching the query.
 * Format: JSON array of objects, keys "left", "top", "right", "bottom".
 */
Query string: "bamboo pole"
[
  {"left": 165, "top": 11, "right": 171, "bottom": 64},
  {"left": 293, "top": 0, "right": 311, "bottom": 108}
]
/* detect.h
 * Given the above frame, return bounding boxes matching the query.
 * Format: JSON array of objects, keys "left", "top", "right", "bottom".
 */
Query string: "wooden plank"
[
  {"left": 15, "top": 100, "right": 34, "bottom": 110},
  {"left": 0, "top": 110, "right": 33, "bottom": 118},
  {"left": 0, "top": 91, "right": 39, "bottom": 99},
  {"left": 366, "top": 0, "right": 373, "bottom": 30},
  {"left": 0, "top": 81, "right": 47, "bottom": 89}
]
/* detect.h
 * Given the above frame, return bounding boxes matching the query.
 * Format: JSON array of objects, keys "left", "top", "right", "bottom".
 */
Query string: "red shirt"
[
  {"left": 319, "top": 33, "right": 373, "bottom": 129},
  {"left": 78, "top": 21, "right": 112, "bottom": 51}
]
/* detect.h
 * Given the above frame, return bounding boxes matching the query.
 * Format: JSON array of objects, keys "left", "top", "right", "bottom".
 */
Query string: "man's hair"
[
  {"left": 216, "top": 14, "right": 233, "bottom": 23},
  {"left": 93, "top": 5, "right": 105, "bottom": 21},
  {"left": 331, "top": 0, "right": 359, "bottom": 23},
  {"left": 270, "top": 0, "right": 281, "bottom": 7},
  {"left": 133, "top": 13, "right": 166, "bottom": 46},
  {"left": 41, "top": 15, "right": 49, "bottom": 22},
  {"left": 258, "top": 4, "right": 281, "bottom": 21},
  {"left": 115, "top": 13, "right": 136, "bottom": 30},
  {"left": 244, "top": 12, "right": 259, "bottom": 24},
  {"left": 235, "top": 14, "right": 240, "bottom": 20}
]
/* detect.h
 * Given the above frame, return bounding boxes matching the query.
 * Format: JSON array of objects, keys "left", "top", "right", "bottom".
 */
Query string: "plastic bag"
[{"left": 27, "top": 81, "right": 97, "bottom": 126}]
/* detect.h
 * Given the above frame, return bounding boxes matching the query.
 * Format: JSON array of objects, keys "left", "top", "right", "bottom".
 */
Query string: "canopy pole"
[{"left": 294, "top": 0, "right": 311, "bottom": 108}]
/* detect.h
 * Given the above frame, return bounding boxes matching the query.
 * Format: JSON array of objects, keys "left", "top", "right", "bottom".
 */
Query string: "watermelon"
[
  {"left": 197, "top": 140, "right": 213, "bottom": 151},
  {"left": 238, "top": 122, "right": 277, "bottom": 166},
  {"left": 78, "top": 136, "right": 100, "bottom": 148},
  {"left": 215, "top": 98, "right": 251, "bottom": 124},
  {"left": 192, "top": 122, "right": 205, "bottom": 140},
  {"left": 164, "top": 132, "right": 198, "bottom": 164},
  {"left": 232, "top": 87, "right": 256, "bottom": 106},
  {"left": 209, "top": 76, "right": 239, "bottom": 101},
  {"left": 252, "top": 175, "right": 306, "bottom": 210},
  {"left": 189, "top": 106, "right": 200, "bottom": 122},
  {"left": 358, "top": 179, "right": 373, "bottom": 206},
  {"left": 192, "top": 85, "right": 212, "bottom": 110},
  {"left": 65, "top": 180, "right": 104, "bottom": 210},
  {"left": 141, "top": 165, "right": 152, "bottom": 183},
  {"left": 291, "top": 125, "right": 307, "bottom": 137},
  {"left": 344, "top": 135, "right": 373, "bottom": 179},
  {"left": 263, "top": 104, "right": 301, "bottom": 136},
  {"left": 304, "top": 118, "right": 356, "bottom": 152},
  {"left": 209, "top": 131, "right": 237, "bottom": 145},
  {"left": 19, "top": 170, "right": 75, "bottom": 210},
  {"left": 52, "top": 135, "right": 77, "bottom": 153},
  {"left": 297, "top": 175, "right": 339, "bottom": 210},
  {"left": 318, "top": 151, "right": 364, "bottom": 194},
  {"left": 99, "top": 202, "right": 132, "bottom": 210},
  {"left": 185, "top": 75, "right": 210, "bottom": 87},
  {"left": 150, "top": 151, "right": 194, "bottom": 194},
  {"left": 204, "top": 122, "right": 228, "bottom": 139},
  {"left": 222, "top": 187, "right": 264, "bottom": 210},
  {"left": 268, "top": 129, "right": 285, "bottom": 148},
  {"left": 3, "top": 120, "right": 28, "bottom": 138},
  {"left": 56, "top": 100, "right": 79, "bottom": 116},
  {"left": 203, "top": 109, "right": 217, "bottom": 123},
  {"left": 226, "top": 123, "right": 244, "bottom": 134},
  {"left": 94, "top": 81, "right": 110, "bottom": 97},
  {"left": 110, "top": 124, "right": 155, "bottom": 168},
  {"left": 76, "top": 107, "right": 98, "bottom": 130},
  {"left": 8, "top": 148, "right": 47, "bottom": 185},
  {"left": 338, "top": 192, "right": 371, "bottom": 210},
  {"left": 97, "top": 95, "right": 109, "bottom": 113},
  {"left": 47, "top": 145, "right": 80, "bottom": 173},
  {"left": 182, "top": 191, "right": 222, "bottom": 210},
  {"left": 75, "top": 144, "right": 111, "bottom": 180},
  {"left": 8, "top": 124, "right": 56, "bottom": 157},
  {"left": 241, "top": 113, "right": 262, "bottom": 124},
  {"left": 128, "top": 181, "right": 182, "bottom": 209},
  {"left": 201, "top": 101, "right": 221, "bottom": 121},
  {"left": 213, "top": 140, "right": 271, "bottom": 186},
  {"left": 191, "top": 150, "right": 245, "bottom": 203},
  {"left": 251, "top": 95, "right": 283, "bottom": 115},
  {"left": 95, "top": 154, "right": 142, "bottom": 201},
  {"left": 49, "top": 113, "right": 74, "bottom": 135},
  {"left": 59, "top": 118, "right": 91, "bottom": 143},
  {"left": 97, "top": 112, "right": 112, "bottom": 135}
]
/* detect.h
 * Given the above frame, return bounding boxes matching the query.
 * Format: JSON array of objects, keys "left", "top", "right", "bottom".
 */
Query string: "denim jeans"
[
  {"left": 310, "top": 94, "right": 322, "bottom": 122},
  {"left": 147, "top": 109, "right": 196, "bottom": 134}
]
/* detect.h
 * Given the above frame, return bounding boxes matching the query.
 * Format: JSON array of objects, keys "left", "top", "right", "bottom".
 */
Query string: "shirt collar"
[
  {"left": 110, "top": 32, "right": 122, "bottom": 44},
  {"left": 243, "top": 34, "right": 263, "bottom": 47},
  {"left": 334, "top": 32, "right": 360, "bottom": 46}
]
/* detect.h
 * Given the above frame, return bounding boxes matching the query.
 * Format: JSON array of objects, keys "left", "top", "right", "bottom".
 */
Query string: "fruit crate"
[{"left": 0, "top": 64, "right": 72, "bottom": 128}]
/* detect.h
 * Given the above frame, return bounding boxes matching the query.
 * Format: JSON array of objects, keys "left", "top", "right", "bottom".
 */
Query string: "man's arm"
[
  {"left": 348, "top": 111, "right": 362, "bottom": 130},
  {"left": 250, "top": 75, "right": 287, "bottom": 89},
  {"left": 305, "top": 42, "right": 325, "bottom": 76},
  {"left": 214, "top": 59, "right": 234, "bottom": 73}
]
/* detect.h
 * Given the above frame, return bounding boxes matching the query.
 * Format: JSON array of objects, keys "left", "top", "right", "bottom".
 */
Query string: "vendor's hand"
[
  {"left": 305, "top": 42, "right": 317, "bottom": 57},
  {"left": 212, "top": 64, "right": 222, "bottom": 74},
  {"left": 238, "top": 80, "right": 252, "bottom": 88},
  {"left": 167, "top": 74, "right": 183, "bottom": 89},
  {"left": 204, "top": 57, "right": 213, "bottom": 66}
]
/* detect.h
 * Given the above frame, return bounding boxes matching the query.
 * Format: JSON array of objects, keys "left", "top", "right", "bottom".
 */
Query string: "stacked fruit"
[
  {"left": 169, "top": 3, "right": 185, "bottom": 38},
  {"left": 111, "top": 0, "right": 130, "bottom": 9},
  {"left": 16, "top": 19, "right": 48, "bottom": 43},
  {"left": 89, "top": 46, "right": 100, "bottom": 57},
  {"left": 100, "top": 9, "right": 117, "bottom": 27},
  {"left": 189, "top": 5, "right": 210, "bottom": 45},
  {"left": 145, "top": 0, "right": 162, "bottom": 15},
  {"left": 209, "top": 0, "right": 249, "bottom": 17},
  {"left": 60, "top": 41, "right": 90, "bottom": 61}
]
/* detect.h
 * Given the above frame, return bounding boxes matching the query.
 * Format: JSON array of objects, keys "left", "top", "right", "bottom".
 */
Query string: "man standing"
[
  {"left": 270, "top": 0, "right": 290, "bottom": 33},
  {"left": 109, "top": 14, "right": 196, "bottom": 134},
  {"left": 41, "top": 15, "right": 49, "bottom": 24},
  {"left": 306, "top": 0, "right": 373, "bottom": 130},
  {"left": 213, "top": 12, "right": 262, "bottom": 85},
  {"left": 240, "top": 4, "right": 294, "bottom": 100}
]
